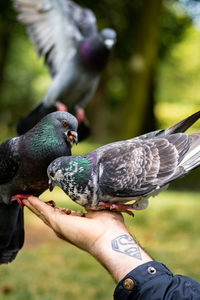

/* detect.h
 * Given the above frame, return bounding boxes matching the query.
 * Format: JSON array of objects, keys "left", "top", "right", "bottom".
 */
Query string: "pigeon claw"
[
  {"left": 11, "top": 194, "right": 33, "bottom": 209},
  {"left": 99, "top": 202, "right": 134, "bottom": 216}
]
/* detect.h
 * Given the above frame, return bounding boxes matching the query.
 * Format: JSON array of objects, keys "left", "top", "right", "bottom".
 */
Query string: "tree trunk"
[
  {"left": 86, "top": 74, "right": 108, "bottom": 141},
  {"left": 0, "top": 1, "right": 14, "bottom": 104},
  {"left": 0, "top": 27, "right": 12, "bottom": 96},
  {"left": 122, "top": 0, "right": 162, "bottom": 139}
]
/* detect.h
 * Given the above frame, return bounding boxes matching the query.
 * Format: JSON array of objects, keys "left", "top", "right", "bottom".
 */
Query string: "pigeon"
[
  {"left": 14, "top": 0, "right": 116, "bottom": 140},
  {"left": 0, "top": 111, "right": 78, "bottom": 264},
  {"left": 47, "top": 111, "right": 200, "bottom": 215}
]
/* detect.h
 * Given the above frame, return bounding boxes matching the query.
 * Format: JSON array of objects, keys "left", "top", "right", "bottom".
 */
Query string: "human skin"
[{"left": 22, "top": 196, "right": 152, "bottom": 282}]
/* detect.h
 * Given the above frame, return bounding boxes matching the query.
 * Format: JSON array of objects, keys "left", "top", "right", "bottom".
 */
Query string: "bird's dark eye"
[
  {"left": 62, "top": 120, "right": 68, "bottom": 127},
  {"left": 50, "top": 172, "right": 55, "bottom": 177}
]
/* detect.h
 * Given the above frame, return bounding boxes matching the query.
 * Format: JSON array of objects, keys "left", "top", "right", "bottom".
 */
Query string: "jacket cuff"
[{"left": 113, "top": 261, "right": 172, "bottom": 300}]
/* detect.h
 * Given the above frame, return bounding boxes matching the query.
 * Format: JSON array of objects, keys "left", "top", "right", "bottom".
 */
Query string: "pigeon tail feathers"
[
  {"left": 0, "top": 250, "right": 19, "bottom": 264},
  {"left": 179, "top": 133, "right": 200, "bottom": 172},
  {"left": 165, "top": 110, "right": 200, "bottom": 135}
]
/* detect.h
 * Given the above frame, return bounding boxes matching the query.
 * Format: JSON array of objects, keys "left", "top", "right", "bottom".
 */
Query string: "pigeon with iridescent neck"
[
  {"left": 14, "top": 0, "right": 116, "bottom": 141},
  {"left": 0, "top": 111, "right": 78, "bottom": 264},
  {"left": 48, "top": 111, "right": 200, "bottom": 215}
]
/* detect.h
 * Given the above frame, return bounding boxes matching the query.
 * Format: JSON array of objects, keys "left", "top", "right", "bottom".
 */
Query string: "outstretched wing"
[
  {"left": 98, "top": 134, "right": 189, "bottom": 198},
  {"left": 14, "top": 0, "right": 97, "bottom": 77},
  {"left": 0, "top": 139, "right": 19, "bottom": 185}
]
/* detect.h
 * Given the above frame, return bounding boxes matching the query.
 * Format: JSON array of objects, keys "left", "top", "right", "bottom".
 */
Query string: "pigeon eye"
[
  {"left": 50, "top": 172, "right": 55, "bottom": 177},
  {"left": 62, "top": 120, "right": 68, "bottom": 127}
]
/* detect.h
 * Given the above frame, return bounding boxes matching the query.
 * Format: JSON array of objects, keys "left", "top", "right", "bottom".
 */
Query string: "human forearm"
[{"left": 90, "top": 227, "right": 152, "bottom": 282}]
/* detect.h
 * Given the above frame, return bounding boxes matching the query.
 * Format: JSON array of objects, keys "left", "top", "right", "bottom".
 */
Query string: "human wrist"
[{"left": 90, "top": 229, "right": 153, "bottom": 282}]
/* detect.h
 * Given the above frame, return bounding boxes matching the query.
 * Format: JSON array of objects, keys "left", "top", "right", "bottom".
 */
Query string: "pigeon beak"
[
  {"left": 48, "top": 178, "right": 55, "bottom": 192},
  {"left": 104, "top": 38, "right": 115, "bottom": 49},
  {"left": 65, "top": 130, "right": 78, "bottom": 146}
]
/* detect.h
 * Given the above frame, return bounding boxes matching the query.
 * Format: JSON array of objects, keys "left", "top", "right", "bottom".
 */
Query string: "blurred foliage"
[
  {"left": 157, "top": 26, "right": 200, "bottom": 105},
  {"left": 0, "top": 0, "right": 199, "bottom": 136}
]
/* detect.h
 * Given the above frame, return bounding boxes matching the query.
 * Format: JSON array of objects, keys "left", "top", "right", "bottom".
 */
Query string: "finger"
[
  {"left": 23, "top": 196, "right": 53, "bottom": 215},
  {"left": 23, "top": 196, "right": 55, "bottom": 226},
  {"left": 23, "top": 196, "right": 86, "bottom": 232}
]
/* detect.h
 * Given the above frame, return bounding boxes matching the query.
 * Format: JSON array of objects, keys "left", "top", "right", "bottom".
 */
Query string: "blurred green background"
[{"left": 0, "top": 0, "right": 200, "bottom": 299}]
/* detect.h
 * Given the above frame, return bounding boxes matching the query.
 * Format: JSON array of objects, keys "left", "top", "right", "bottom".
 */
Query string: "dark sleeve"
[{"left": 113, "top": 261, "right": 200, "bottom": 300}]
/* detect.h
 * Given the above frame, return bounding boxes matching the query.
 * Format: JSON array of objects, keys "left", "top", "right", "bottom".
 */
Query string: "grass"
[{"left": 0, "top": 188, "right": 200, "bottom": 300}]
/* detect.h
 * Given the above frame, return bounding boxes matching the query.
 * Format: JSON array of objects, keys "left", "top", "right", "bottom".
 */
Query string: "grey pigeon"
[
  {"left": 14, "top": 0, "right": 116, "bottom": 140},
  {"left": 0, "top": 111, "right": 78, "bottom": 263},
  {"left": 47, "top": 111, "right": 200, "bottom": 215}
]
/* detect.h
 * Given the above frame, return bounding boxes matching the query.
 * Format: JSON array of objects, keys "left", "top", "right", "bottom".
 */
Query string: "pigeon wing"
[
  {"left": 0, "top": 139, "right": 19, "bottom": 185},
  {"left": 98, "top": 134, "right": 189, "bottom": 198},
  {"left": 63, "top": 0, "right": 97, "bottom": 37},
  {"left": 0, "top": 201, "right": 24, "bottom": 264},
  {"left": 14, "top": 0, "right": 97, "bottom": 77}
]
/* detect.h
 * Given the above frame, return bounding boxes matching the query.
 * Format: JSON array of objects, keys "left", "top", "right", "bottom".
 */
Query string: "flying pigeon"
[
  {"left": 14, "top": 0, "right": 116, "bottom": 141},
  {"left": 0, "top": 111, "right": 78, "bottom": 264},
  {"left": 47, "top": 111, "right": 200, "bottom": 215}
]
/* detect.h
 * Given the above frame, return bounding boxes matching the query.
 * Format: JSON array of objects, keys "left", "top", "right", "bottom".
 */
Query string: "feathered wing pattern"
[
  {"left": 98, "top": 133, "right": 190, "bottom": 198},
  {"left": 178, "top": 133, "right": 200, "bottom": 173},
  {"left": 0, "top": 138, "right": 19, "bottom": 185},
  {"left": 14, "top": 0, "right": 97, "bottom": 77},
  {"left": 0, "top": 138, "right": 23, "bottom": 264},
  {"left": 0, "top": 202, "right": 24, "bottom": 264},
  {"left": 14, "top": 0, "right": 79, "bottom": 76}
]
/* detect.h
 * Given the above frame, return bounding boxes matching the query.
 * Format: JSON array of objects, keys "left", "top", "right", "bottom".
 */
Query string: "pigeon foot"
[
  {"left": 11, "top": 194, "right": 33, "bottom": 208},
  {"left": 76, "top": 108, "right": 85, "bottom": 125},
  {"left": 99, "top": 202, "right": 134, "bottom": 216},
  {"left": 56, "top": 102, "right": 67, "bottom": 112}
]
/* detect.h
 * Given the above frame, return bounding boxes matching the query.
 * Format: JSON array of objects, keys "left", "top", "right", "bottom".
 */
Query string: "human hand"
[
  {"left": 23, "top": 196, "right": 125, "bottom": 252},
  {"left": 23, "top": 196, "right": 152, "bottom": 282}
]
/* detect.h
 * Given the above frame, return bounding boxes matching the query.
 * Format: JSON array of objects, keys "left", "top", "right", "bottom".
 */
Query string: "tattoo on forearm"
[{"left": 111, "top": 234, "right": 142, "bottom": 260}]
